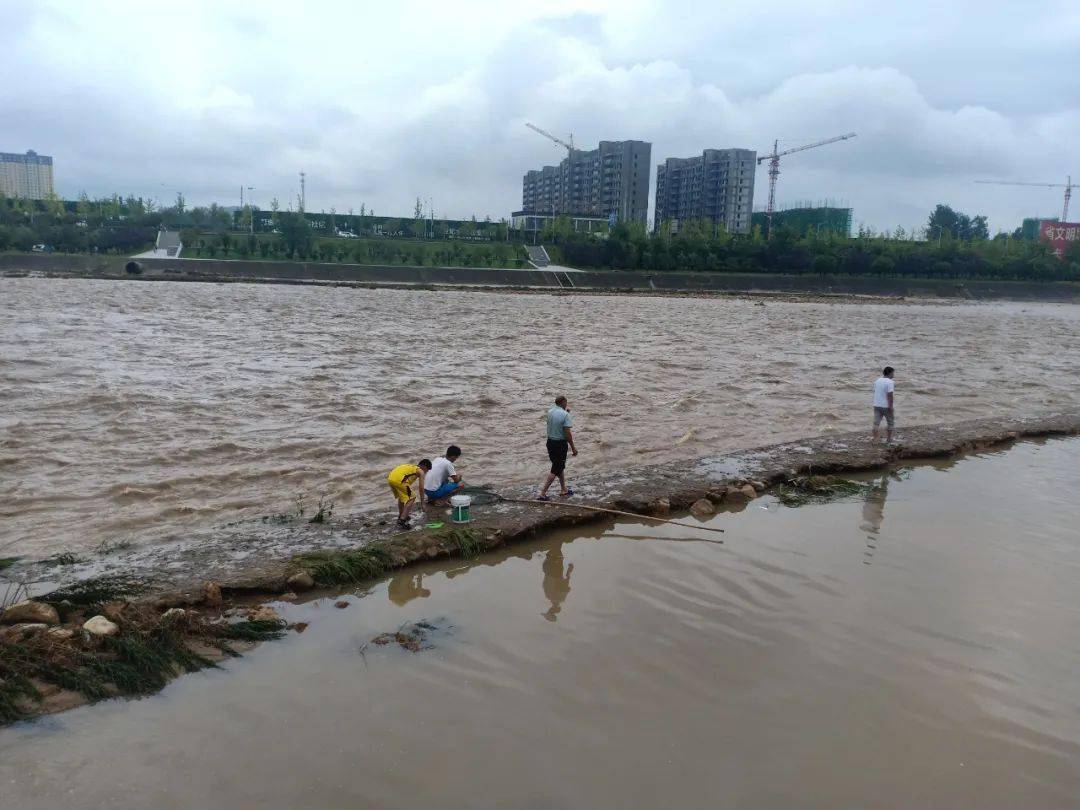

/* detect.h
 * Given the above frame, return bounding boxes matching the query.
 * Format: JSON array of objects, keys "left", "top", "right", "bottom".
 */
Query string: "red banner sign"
[{"left": 1039, "top": 220, "right": 1080, "bottom": 258}]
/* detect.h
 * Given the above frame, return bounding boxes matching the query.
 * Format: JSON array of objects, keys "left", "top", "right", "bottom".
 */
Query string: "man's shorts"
[
  {"left": 389, "top": 481, "right": 413, "bottom": 504},
  {"left": 873, "top": 407, "right": 895, "bottom": 428},
  {"left": 547, "top": 438, "right": 569, "bottom": 476},
  {"left": 424, "top": 481, "right": 460, "bottom": 501}
]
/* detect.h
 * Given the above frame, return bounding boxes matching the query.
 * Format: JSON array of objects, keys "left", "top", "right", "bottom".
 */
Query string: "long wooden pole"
[{"left": 510, "top": 497, "right": 725, "bottom": 538}]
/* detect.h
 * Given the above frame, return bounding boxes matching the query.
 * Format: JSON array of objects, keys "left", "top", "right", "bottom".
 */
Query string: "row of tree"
[
  {"left": 178, "top": 213, "right": 527, "bottom": 267},
  {"left": 0, "top": 192, "right": 166, "bottom": 254},
  {"left": 0, "top": 191, "right": 515, "bottom": 254},
  {"left": 4, "top": 193, "right": 1077, "bottom": 281},
  {"left": 548, "top": 205, "right": 1079, "bottom": 282}
]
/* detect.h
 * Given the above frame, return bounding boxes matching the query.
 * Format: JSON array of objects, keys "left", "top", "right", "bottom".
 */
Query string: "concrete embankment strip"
[
  {"left": 2, "top": 412, "right": 1077, "bottom": 725},
  {"left": 4, "top": 253, "right": 1080, "bottom": 300},
  {"left": 7, "top": 413, "right": 1078, "bottom": 608}
]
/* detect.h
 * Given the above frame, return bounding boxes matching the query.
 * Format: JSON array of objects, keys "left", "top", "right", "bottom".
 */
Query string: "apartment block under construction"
[
  {"left": 521, "top": 139, "right": 652, "bottom": 225},
  {"left": 654, "top": 148, "right": 756, "bottom": 234}
]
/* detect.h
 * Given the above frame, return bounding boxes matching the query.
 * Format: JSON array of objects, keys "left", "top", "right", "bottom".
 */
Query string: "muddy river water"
[
  {"left": 2, "top": 438, "right": 1079, "bottom": 808},
  {"left": 3, "top": 278, "right": 1080, "bottom": 556}
]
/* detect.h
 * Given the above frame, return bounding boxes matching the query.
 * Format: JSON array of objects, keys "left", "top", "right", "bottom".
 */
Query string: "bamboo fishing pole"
[{"left": 510, "top": 497, "right": 725, "bottom": 539}]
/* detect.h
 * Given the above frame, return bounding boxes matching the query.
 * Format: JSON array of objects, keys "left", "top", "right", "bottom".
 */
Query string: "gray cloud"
[{"left": 1, "top": 1, "right": 1077, "bottom": 231}]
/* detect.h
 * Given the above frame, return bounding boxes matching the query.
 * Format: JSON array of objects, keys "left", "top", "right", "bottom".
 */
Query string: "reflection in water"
[
  {"left": 859, "top": 474, "right": 890, "bottom": 564},
  {"left": 389, "top": 537, "right": 577, "bottom": 621},
  {"left": 2, "top": 440, "right": 1080, "bottom": 809},
  {"left": 857, "top": 457, "right": 966, "bottom": 565},
  {"left": 387, "top": 571, "right": 431, "bottom": 606},
  {"left": 541, "top": 542, "right": 573, "bottom": 622}
]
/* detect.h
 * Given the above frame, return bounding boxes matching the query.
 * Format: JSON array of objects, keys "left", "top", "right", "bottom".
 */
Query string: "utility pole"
[{"left": 299, "top": 171, "right": 306, "bottom": 214}]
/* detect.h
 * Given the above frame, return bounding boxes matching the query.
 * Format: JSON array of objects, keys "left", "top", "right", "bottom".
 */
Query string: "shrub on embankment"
[
  {"left": 0, "top": 194, "right": 530, "bottom": 269},
  {"left": 182, "top": 233, "right": 530, "bottom": 268},
  {"left": 551, "top": 221, "right": 1080, "bottom": 282}
]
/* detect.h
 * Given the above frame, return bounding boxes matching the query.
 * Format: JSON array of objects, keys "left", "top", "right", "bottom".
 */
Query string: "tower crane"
[
  {"left": 525, "top": 122, "right": 575, "bottom": 155},
  {"left": 525, "top": 122, "right": 577, "bottom": 219},
  {"left": 757, "top": 132, "right": 857, "bottom": 236},
  {"left": 974, "top": 176, "right": 1074, "bottom": 222}
]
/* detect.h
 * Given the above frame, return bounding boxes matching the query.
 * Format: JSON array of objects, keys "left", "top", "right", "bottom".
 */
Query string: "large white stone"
[{"left": 83, "top": 615, "right": 120, "bottom": 637}]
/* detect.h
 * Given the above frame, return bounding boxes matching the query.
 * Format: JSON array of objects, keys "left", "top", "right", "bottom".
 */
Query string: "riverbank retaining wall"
[{"left": 3, "top": 252, "right": 1079, "bottom": 301}]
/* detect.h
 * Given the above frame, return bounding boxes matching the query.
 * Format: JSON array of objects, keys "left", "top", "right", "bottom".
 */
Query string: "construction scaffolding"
[{"left": 751, "top": 200, "right": 853, "bottom": 237}]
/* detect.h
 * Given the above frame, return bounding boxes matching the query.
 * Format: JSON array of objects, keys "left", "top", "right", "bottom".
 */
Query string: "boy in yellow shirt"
[{"left": 387, "top": 459, "right": 432, "bottom": 529}]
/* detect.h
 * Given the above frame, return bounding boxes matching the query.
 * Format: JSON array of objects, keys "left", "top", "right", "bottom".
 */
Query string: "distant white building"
[{"left": 1, "top": 150, "right": 55, "bottom": 200}]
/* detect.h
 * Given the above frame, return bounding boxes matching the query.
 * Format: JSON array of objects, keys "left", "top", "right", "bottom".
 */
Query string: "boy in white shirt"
[
  {"left": 872, "top": 367, "right": 896, "bottom": 442},
  {"left": 423, "top": 445, "right": 464, "bottom": 505}
]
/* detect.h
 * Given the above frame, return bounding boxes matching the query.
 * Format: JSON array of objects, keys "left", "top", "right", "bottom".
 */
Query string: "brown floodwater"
[
  {"left": 2, "top": 278, "right": 1080, "bottom": 556},
  {"left": 2, "top": 438, "right": 1079, "bottom": 808}
]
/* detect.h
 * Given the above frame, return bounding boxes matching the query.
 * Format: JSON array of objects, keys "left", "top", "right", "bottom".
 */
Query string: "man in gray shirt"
[{"left": 538, "top": 395, "right": 578, "bottom": 500}]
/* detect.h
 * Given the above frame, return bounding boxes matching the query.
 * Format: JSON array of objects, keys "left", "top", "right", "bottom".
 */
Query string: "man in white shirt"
[
  {"left": 538, "top": 395, "right": 578, "bottom": 500},
  {"left": 872, "top": 367, "right": 896, "bottom": 442},
  {"left": 423, "top": 445, "right": 464, "bottom": 504}
]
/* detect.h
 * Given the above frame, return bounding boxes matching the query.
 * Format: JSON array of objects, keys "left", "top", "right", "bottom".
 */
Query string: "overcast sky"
[{"left": 2, "top": 0, "right": 1077, "bottom": 232}]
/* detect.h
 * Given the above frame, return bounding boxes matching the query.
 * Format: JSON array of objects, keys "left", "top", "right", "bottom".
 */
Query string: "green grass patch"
[
  {"left": 93, "top": 631, "right": 214, "bottom": 694},
  {"left": 0, "top": 628, "right": 203, "bottom": 723},
  {"left": 774, "top": 475, "right": 874, "bottom": 507},
  {"left": 42, "top": 551, "right": 84, "bottom": 567},
  {"left": 441, "top": 528, "right": 483, "bottom": 559},
  {"left": 263, "top": 493, "right": 312, "bottom": 525},
  {"left": 294, "top": 546, "right": 394, "bottom": 585},
  {"left": 37, "top": 574, "right": 152, "bottom": 611},
  {"left": 214, "top": 620, "right": 288, "bottom": 643},
  {"left": 308, "top": 496, "right": 334, "bottom": 524},
  {"left": 0, "top": 617, "right": 287, "bottom": 726},
  {"left": 192, "top": 620, "right": 287, "bottom": 659},
  {"left": 0, "top": 659, "right": 40, "bottom": 725}
]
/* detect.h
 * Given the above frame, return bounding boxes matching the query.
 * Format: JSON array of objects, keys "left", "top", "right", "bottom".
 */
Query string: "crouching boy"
[
  {"left": 424, "top": 445, "right": 465, "bottom": 505},
  {"left": 387, "top": 459, "right": 431, "bottom": 528}
]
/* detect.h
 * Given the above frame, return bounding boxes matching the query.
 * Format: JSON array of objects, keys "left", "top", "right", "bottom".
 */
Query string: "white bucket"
[{"left": 450, "top": 494, "right": 472, "bottom": 524}]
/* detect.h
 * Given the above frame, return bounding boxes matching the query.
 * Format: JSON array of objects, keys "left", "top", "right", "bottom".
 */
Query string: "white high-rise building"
[{"left": 1, "top": 150, "right": 55, "bottom": 200}]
